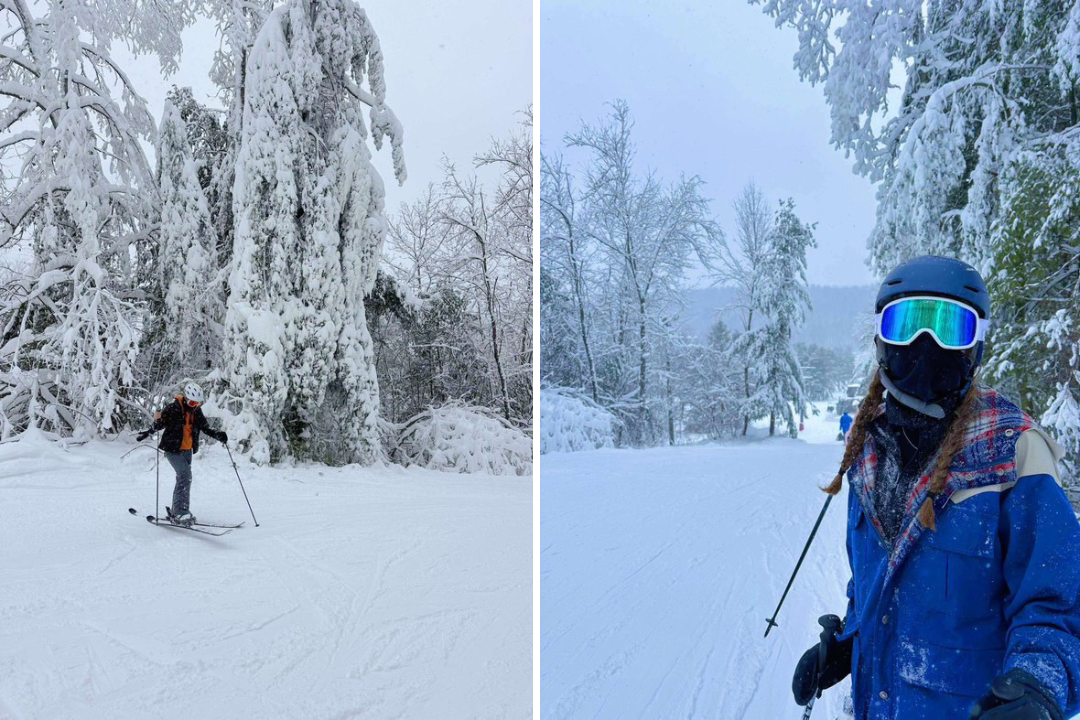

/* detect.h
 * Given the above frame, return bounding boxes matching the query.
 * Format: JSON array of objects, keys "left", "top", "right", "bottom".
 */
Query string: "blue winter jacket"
[{"left": 838, "top": 388, "right": 1080, "bottom": 719}]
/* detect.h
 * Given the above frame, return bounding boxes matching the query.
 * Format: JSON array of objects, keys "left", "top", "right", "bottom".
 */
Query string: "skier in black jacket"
[{"left": 136, "top": 382, "right": 227, "bottom": 526}]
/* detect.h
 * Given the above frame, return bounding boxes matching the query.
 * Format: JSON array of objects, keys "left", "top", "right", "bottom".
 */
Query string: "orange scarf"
[{"left": 175, "top": 396, "right": 194, "bottom": 451}]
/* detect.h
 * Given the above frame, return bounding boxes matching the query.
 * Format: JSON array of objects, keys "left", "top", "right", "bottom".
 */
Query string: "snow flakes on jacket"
[{"left": 839, "top": 384, "right": 1080, "bottom": 720}]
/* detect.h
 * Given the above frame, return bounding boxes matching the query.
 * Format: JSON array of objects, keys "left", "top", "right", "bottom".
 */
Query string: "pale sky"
[
  {"left": 539, "top": 0, "right": 878, "bottom": 287},
  {"left": 113, "top": 0, "right": 532, "bottom": 212}
]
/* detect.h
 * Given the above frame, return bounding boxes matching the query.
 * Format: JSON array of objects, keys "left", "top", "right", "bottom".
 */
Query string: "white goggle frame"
[{"left": 875, "top": 295, "right": 989, "bottom": 350}]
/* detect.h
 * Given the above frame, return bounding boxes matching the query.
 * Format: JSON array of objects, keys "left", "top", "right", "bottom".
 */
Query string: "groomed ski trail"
[
  {"left": 0, "top": 430, "right": 531, "bottom": 719},
  {"left": 540, "top": 414, "right": 851, "bottom": 719}
]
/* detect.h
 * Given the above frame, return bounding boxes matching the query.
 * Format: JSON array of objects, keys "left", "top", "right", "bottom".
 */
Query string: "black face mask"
[{"left": 877, "top": 334, "right": 976, "bottom": 415}]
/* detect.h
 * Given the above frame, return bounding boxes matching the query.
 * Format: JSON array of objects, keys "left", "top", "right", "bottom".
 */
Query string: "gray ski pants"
[{"left": 165, "top": 450, "right": 194, "bottom": 515}]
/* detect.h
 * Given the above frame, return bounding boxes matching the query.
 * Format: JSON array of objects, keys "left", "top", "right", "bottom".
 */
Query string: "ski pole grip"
[
  {"left": 814, "top": 614, "right": 843, "bottom": 700},
  {"left": 818, "top": 614, "right": 842, "bottom": 635},
  {"left": 817, "top": 614, "right": 843, "bottom": 648}
]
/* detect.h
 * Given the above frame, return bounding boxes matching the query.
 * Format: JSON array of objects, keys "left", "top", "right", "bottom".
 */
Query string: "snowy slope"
[
  {"left": 539, "top": 408, "right": 851, "bottom": 719},
  {"left": 0, "top": 432, "right": 531, "bottom": 720}
]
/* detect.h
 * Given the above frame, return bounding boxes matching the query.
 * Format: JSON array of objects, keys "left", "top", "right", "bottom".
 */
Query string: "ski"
[
  {"left": 147, "top": 514, "right": 232, "bottom": 536},
  {"left": 128, "top": 507, "right": 232, "bottom": 536},
  {"left": 150, "top": 516, "right": 232, "bottom": 536},
  {"left": 165, "top": 506, "right": 244, "bottom": 529},
  {"left": 194, "top": 520, "right": 244, "bottom": 529}
]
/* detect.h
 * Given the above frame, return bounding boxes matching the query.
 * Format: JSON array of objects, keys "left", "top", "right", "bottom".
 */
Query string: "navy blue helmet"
[{"left": 876, "top": 255, "right": 989, "bottom": 319}]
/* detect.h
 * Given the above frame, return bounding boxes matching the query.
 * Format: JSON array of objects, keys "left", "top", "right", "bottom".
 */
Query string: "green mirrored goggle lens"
[{"left": 879, "top": 297, "right": 978, "bottom": 348}]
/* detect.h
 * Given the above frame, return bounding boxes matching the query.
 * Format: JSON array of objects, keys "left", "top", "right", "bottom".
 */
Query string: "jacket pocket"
[
  {"left": 897, "top": 636, "right": 1003, "bottom": 698},
  {"left": 924, "top": 504, "right": 1001, "bottom": 617},
  {"left": 925, "top": 504, "right": 996, "bottom": 558}
]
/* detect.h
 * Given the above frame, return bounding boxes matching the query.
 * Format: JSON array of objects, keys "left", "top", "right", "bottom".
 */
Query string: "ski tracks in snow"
[
  {"left": 0, "top": 439, "right": 531, "bottom": 719},
  {"left": 540, "top": 438, "right": 851, "bottom": 719}
]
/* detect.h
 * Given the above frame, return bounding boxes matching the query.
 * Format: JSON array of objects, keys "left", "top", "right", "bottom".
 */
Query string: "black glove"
[
  {"left": 136, "top": 430, "right": 151, "bottom": 442},
  {"left": 792, "top": 614, "right": 853, "bottom": 706},
  {"left": 969, "top": 669, "right": 1064, "bottom": 720},
  {"left": 217, "top": 430, "right": 228, "bottom": 445}
]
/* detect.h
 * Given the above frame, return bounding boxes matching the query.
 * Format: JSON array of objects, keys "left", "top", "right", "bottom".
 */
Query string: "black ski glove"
[
  {"left": 969, "top": 669, "right": 1064, "bottom": 720},
  {"left": 136, "top": 430, "right": 151, "bottom": 442},
  {"left": 217, "top": 430, "right": 228, "bottom": 445},
  {"left": 792, "top": 614, "right": 853, "bottom": 706}
]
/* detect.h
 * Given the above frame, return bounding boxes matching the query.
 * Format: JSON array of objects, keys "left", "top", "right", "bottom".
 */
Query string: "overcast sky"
[
  {"left": 114, "top": 0, "right": 532, "bottom": 213},
  {"left": 540, "top": 0, "right": 878, "bottom": 287}
]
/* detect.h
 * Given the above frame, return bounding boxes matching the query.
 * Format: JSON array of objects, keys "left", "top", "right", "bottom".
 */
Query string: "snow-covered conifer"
[
  {"left": 757, "top": 0, "right": 1080, "bottom": 485},
  {"left": 225, "top": 0, "right": 405, "bottom": 464},
  {"left": 204, "top": 1, "right": 272, "bottom": 264},
  {"left": 675, "top": 322, "right": 745, "bottom": 440},
  {"left": 758, "top": 199, "right": 815, "bottom": 437},
  {"left": 147, "top": 100, "right": 221, "bottom": 387},
  {"left": 714, "top": 182, "right": 774, "bottom": 435}
]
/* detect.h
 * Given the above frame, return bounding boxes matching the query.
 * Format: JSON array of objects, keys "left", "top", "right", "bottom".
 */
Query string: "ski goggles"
[{"left": 876, "top": 295, "right": 988, "bottom": 350}]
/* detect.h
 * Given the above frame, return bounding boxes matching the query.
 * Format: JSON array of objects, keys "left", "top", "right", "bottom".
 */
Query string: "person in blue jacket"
[
  {"left": 791, "top": 256, "right": 1080, "bottom": 720},
  {"left": 839, "top": 411, "right": 854, "bottom": 441}
]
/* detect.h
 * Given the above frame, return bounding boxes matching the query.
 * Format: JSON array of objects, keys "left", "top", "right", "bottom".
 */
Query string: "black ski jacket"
[{"left": 148, "top": 396, "right": 224, "bottom": 454}]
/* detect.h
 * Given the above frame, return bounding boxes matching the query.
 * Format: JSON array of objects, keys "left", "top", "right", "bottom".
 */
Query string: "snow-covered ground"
[
  {"left": 0, "top": 431, "right": 531, "bottom": 719},
  {"left": 539, "top": 404, "right": 851, "bottom": 719}
]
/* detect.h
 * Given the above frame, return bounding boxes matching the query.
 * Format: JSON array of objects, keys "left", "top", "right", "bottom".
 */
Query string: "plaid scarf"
[{"left": 847, "top": 384, "right": 1032, "bottom": 584}]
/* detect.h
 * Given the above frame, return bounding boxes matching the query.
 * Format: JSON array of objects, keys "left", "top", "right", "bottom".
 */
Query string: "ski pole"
[
  {"left": 765, "top": 494, "right": 833, "bottom": 637},
  {"left": 154, "top": 430, "right": 160, "bottom": 525},
  {"left": 802, "top": 615, "right": 842, "bottom": 717},
  {"left": 225, "top": 443, "right": 259, "bottom": 527}
]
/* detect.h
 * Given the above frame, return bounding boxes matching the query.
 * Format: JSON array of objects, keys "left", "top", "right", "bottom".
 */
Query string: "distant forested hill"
[{"left": 682, "top": 285, "right": 877, "bottom": 351}]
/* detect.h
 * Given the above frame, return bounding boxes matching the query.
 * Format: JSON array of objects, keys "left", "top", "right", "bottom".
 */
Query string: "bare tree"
[
  {"left": 376, "top": 115, "right": 532, "bottom": 429},
  {"left": 477, "top": 106, "right": 533, "bottom": 265},
  {"left": 386, "top": 185, "right": 455, "bottom": 295},
  {"left": 540, "top": 152, "right": 600, "bottom": 403},
  {"left": 568, "top": 101, "right": 720, "bottom": 444},
  {"left": 712, "top": 181, "right": 773, "bottom": 435},
  {"left": 441, "top": 167, "right": 512, "bottom": 421}
]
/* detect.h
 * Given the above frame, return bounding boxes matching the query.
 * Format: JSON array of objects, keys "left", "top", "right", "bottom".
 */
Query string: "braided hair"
[
  {"left": 823, "top": 371, "right": 885, "bottom": 496},
  {"left": 914, "top": 383, "right": 979, "bottom": 530},
  {"left": 824, "top": 371, "right": 980, "bottom": 531}
]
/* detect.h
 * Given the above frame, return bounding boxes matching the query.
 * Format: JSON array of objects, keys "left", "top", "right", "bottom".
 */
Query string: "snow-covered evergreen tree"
[
  {"left": 676, "top": 322, "right": 745, "bottom": 440},
  {"left": 758, "top": 199, "right": 815, "bottom": 437},
  {"left": 224, "top": 0, "right": 405, "bottom": 464},
  {"left": 695, "top": 189, "right": 816, "bottom": 438},
  {"left": 796, "top": 342, "right": 856, "bottom": 402},
  {"left": 205, "top": 0, "right": 273, "bottom": 266},
  {"left": 714, "top": 182, "right": 774, "bottom": 435},
  {"left": 142, "top": 99, "right": 221, "bottom": 391},
  {"left": 757, "top": 0, "right": 1080, "bottom": 486}
]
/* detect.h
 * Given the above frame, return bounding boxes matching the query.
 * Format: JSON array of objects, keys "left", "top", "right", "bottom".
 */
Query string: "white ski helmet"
[{"left": 183, "top": 381, "right": 205, "bottom": 404}]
